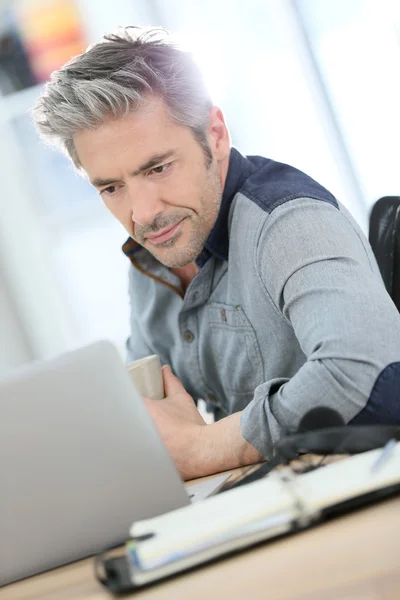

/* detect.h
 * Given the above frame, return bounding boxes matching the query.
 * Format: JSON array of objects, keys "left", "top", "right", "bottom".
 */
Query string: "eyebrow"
[{"left": 91, "top": 150, "right": 177, "bottom": 188}]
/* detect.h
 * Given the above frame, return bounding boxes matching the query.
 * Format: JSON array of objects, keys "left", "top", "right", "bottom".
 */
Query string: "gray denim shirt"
[{"left": 124, "top": 148, "right": 400, "bottom": 458}]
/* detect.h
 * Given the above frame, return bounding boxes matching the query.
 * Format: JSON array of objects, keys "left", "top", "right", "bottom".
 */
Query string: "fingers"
[{"left": 162, "top": 364, "right": 187, "bottom": 396}]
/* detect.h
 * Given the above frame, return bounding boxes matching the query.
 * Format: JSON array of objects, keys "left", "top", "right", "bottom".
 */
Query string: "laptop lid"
[{"left": 0, "top": 340, "right": 189, "bottom": 586}]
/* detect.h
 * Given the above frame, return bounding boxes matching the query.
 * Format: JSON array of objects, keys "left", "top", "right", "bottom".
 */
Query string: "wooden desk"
[{"left": 2, "top": 471, "right": 400, "bottom": 600}]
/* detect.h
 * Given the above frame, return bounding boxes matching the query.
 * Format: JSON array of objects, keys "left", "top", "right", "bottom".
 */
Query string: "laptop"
[{"left": 0, "top": 340, "right": 192, "bottom": 586}]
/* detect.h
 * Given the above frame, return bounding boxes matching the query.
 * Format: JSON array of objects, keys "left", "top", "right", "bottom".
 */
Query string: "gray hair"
[{"left": 32, "top": 26, "right": 213, "bottom": 169}]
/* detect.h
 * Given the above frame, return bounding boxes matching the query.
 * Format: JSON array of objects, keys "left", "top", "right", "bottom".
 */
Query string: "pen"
[{"left": 370, "top": 439, "right": 397, "bottom": 474}]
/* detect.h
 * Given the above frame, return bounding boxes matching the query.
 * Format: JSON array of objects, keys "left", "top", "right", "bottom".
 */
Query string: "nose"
[{"left": 128, "top": 184, "right": 165, "bottom": 226}]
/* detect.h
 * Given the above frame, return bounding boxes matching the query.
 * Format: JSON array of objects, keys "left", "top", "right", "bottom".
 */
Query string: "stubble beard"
[{"left": 142, "top": 164, "right": 222, "bottom": 269}]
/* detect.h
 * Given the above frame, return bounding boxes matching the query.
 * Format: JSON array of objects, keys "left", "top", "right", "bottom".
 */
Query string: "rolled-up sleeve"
[{"left": 240, "top": 198, "right": 400, "bottom": 457}]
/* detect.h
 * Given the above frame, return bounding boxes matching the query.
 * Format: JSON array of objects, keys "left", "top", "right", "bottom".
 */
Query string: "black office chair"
[{"left": 369, "top": 196, "right": 400, "bottom": 312}]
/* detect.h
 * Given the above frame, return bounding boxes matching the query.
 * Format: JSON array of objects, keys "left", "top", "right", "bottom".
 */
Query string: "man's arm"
[
  {"left": 144, "top": 366, "right": 262, "bottom": 480},
  {"left": 240, "top": 198, "right": 400, "bottom": 457},
  {"left": 195, "top": 412, "right": 263, "bottom": 478}
]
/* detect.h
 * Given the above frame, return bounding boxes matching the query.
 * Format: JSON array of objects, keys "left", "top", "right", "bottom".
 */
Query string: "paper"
[{"left": 185, "top": 473, "right": 232, "bottom": 503}]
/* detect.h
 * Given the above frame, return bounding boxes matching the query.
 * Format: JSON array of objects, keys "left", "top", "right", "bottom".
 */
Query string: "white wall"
[
  {"left": 75, "top": 0, "right": 160, "bottom": 43},
  {"left": 0, "top": 264, "right": 33, "bottom": 374},
  {"left": 0, "top": 91, "right": 78, "bottom": 371}
]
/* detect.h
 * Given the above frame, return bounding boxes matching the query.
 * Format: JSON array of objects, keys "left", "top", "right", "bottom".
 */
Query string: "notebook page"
[
  {"left": 298, "top": 442, "right": 400, "bottom": 511},
  {"left": 130, "top": 473, "right": 296, "bottom": 562},
  {"left": 129, "top": 443, "right": 400, "bottom": 574}
]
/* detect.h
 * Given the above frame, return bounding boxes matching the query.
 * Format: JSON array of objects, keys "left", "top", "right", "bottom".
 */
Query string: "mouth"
[{"left": 145, "top": 219, "right": 185, "bottom": 245}]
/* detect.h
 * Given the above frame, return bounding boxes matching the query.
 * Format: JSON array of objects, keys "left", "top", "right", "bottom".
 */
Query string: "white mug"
[{"left": 126, "top": 355, "right": 164, "bottom": 400}]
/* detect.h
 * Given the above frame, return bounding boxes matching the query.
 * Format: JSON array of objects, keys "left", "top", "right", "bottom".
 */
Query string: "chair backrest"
[{"left": 369, "top": 196, "right": 400, "bottom": 311}]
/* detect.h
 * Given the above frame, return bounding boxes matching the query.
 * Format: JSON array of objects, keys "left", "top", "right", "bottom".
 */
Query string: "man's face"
[{"left": 74, "top": 97, "right": 227, "bottom": 268}]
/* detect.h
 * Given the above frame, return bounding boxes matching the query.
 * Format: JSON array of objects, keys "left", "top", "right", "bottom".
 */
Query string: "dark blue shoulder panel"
[{"left": 242, "top": 155, "right": 338, "bottom": 213}]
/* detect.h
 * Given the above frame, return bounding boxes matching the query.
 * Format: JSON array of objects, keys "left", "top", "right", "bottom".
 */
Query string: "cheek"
[{"left": 168, "top": 169, "right": 206, "bottom": 210}]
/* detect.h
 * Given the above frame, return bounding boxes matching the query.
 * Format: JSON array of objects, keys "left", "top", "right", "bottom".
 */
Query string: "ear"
[{"left": 207, "top": 106, "right": 231, "bottom": 162}]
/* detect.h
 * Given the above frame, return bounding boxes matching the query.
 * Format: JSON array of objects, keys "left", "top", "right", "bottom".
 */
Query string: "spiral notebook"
[{"left": 121, "top": 441, "right": 400, "bottom": 588}]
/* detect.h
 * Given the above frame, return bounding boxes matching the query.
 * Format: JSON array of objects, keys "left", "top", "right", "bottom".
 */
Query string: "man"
[{"left": 33, "top": 27, "right": 400, "bottom": 480}]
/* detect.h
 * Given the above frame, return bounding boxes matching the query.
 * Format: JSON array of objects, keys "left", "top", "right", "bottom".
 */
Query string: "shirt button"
[
  {"left": 183, "top": 330, "right": 195, "bottom": 343},
  {"left": 208, "top": 394, "right": 217, "bottom": 403},
  {"left": 192, "top": 291, "right": 199, "bottom": 302}
]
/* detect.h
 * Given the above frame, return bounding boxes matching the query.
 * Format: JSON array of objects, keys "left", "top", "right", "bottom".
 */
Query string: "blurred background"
[{"left": 0, "top": 0, "right": 399, "bottom": 375}]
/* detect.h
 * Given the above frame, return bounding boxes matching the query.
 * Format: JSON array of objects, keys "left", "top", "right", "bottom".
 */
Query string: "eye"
[
  {"left": 100, "top": 185, "right": 119, "bottom": 196},
  {"left": 149, "top": 163, "right": 171, "bottom": 176}
]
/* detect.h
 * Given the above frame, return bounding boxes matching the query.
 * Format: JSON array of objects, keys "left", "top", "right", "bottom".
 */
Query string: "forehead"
[{"left": 73, "top": 97, "right": 190, "bottom": 173}]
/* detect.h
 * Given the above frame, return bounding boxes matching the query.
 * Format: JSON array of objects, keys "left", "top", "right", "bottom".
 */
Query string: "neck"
[{"left": 171, "top": 262, "right": 199, "bottom": 292}]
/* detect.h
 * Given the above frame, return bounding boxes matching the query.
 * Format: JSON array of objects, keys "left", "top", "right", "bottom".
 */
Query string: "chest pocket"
[{"left": 204, "top": 303, "right": 264, "bottom": 395}]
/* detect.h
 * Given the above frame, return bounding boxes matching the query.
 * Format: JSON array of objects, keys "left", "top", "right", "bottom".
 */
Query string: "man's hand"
[
  {"left": 143, "top": 365, "right": 206, "bottom": 481},
  {"left": 143, "top": 366, "right": 263, "bottom": 480}
]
